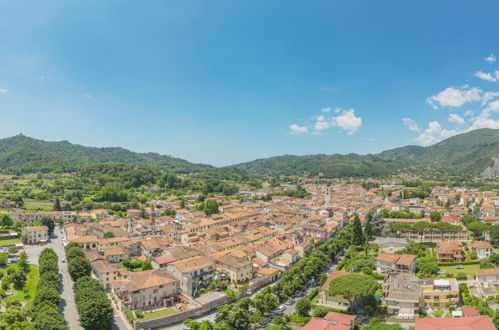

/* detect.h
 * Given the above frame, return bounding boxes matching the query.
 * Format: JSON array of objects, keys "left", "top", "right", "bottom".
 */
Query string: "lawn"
[
  {"left": 438, "top": 264, "right": 480, "bottom": 277},
  {"left": 2, "top": 265, "right": 39, "bottom": 304},
  {"left": 0, "top": 238, "right": 22, "bottom": 246},
  {"left": 139, "top": 308, "right": 177, "bottom": 321},
  {"left": 432, "top": 310, "right": 444, "bottom": 318}
]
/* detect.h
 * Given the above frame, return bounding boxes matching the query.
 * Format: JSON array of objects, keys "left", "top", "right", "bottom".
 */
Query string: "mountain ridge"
[{"left": 1, "top": 128, "right": 499, "bottom": 177}]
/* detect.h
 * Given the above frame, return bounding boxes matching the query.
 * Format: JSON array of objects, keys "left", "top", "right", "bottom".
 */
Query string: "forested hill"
[
  {"left": 3, "top": 128, "right": 499, "bottom": 177},
  {"left": 0, "top": 135, "right": 212, "bottom": 174},
  {"left": 230, "top": 129, "right": 499, "bottom": 178}
]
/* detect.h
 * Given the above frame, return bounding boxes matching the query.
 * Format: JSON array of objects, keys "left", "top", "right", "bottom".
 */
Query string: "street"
[{"left": 24, "top": 226, "right": 129, "bottom": 330}]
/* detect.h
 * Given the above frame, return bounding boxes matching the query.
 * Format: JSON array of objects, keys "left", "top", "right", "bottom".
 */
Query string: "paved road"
[
  {"left": 25, "top": 226, "right": 83, "bottom": 330},
  {"left": 25, "top": 226, "right": 129, "bottom": 330}
]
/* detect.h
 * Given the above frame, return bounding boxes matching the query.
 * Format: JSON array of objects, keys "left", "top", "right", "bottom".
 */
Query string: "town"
[{"left": 1, "top": 172, "right": 498, "bottom": 330}]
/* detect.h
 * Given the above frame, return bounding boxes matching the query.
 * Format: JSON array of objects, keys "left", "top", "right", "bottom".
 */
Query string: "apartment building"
[
  {"left": 421, "top": 278, "right": 459, "bottom": 311},
  {"left": 166, "top": 255, "right": 215, "bottom": 296},
  {"left": 22, "top": 225, "right": 49, "bottom": 244},
  {"left": 436, "top": 241, "right": 465, "bottom": 263}
]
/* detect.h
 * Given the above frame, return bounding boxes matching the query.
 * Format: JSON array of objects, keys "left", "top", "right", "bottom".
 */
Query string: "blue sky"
[{"left": 1, "top": 0, "right": 499, "bottom": 166}]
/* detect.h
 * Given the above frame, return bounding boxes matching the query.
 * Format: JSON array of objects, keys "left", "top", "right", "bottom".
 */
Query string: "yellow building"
[
  {"left": 421, "top": 278, "right": 459, "bottom": 311},
  {"left": 22, "top": 225, "right": 49, "bottom": 244}
]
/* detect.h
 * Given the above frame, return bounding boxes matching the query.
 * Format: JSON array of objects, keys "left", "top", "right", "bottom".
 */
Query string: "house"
[
  {"left": 372, "top": 237, "right": 408, "bottom": 253},
  {"left": 112, "top": 269, "right": 180, "bottom": 310},
  {"left": 22, "top": 225, "right": 49, "bottom": 244},
  {"left": 415, "top": 315, "right": 495, "bottom": 330},
  {"left": 470, "top": 241, "right": 494, "bottom": 260},
  {"left": 421, "top": 278, "right": 459, "bottom": 311},
  {"left": 462, "top": 307, "right": 480, "bottom": 317},
  {"left": 475, "top": 268, "right": 499, "bottom": 283},
  {"left": 214, "top": 253, "right": 253, "bottom": 283},
  {"left": 102, "top": 247, "right": 129, "bottom": 264},
  {"left": 166, "top": 255, "right": 215, "bottom": 296},
  {"left": 91, "top": 260, "right": 122, "bottom": 290},
  {"left": 302, "top": 312, "right": 356, "bottom": 330},
  {"left": 152, "top": 255, "right": 177, "bottom": 269},
  {"left": 382, "top": 273, "right": 422, "bottom": 317},
  {"left": 375, "top": 253, "right": 417, "bottom": 273},
  {"left": 436, "top": 241, "right": 465, "bottom": 263}
]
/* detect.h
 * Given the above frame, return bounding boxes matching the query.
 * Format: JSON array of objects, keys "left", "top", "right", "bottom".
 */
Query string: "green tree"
[
  {"left": 296, "top": 297, "right": 311, "bottom": 316},
  {"left": 18, "top": 251, "right": 29, "bottom": 272},
  {"left": 468, "top": 221, "right": 487, "bottom": 239},
  {"left": 417, "top": 256, "right": 439, "bottom": 276},
  {"left": 319, "top": 273, "right": 328, "bottom": 286},
  {"left": 141, "top": 261, "right": 153, "bottom": 271},
  {"left": 103, "top": 232, "right": 115, "bottom": 239},
  {"left": 352, "top": 215, "right": 365, "bottom": 246},
  {"left": 32, "top": 305, "right": 68, "bottom": 330},
  {"left": 33, "top": 285, "right": 60, "bottom": 309},
  {"left": 490, "top": 225, "right": 499, "bottom": 247},
  {"left": 54, "top": 197, "right": 62, "bottom": 211},
  {"left": 12, "top": 269, "right": 27, "bottom": 290},
  {"left": 362, "top": 294, "right": 378, "bottom": 316},
  {"left": 0, "top": 214, "right": 13, "bottom": 227},
  {"left": 364, "top": 213, "right": 373, "bottom": 239},
  {"left": 203, "top": 199, "right": 219, "bottom": 215},
  {"left": 68, "top": 256, "right": 92, "bottom": 281},
  {"left": 227, "top": 308, "right": 251, "bottom": 330},
  {"left": 430, "top": 211, "right": 442, "bottom": 222},
  {"left": 328, "top": 273, "right": 379, "bottom": 312},
  {"left": 74, "top": 277, "right": 114, "bottom": 330},
  {"left": 254, "top": 291, "right": 279, "bottom": 315},
  {"left": 0, "top": 252, "right": 7, "bottom": 267},
  {"left": 40, "top": 216, "right": 55, "bottom": 235}
]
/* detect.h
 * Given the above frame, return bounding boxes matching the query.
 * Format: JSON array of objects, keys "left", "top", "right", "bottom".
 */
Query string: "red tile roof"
[{"left": 415, "top": 316, "right": 495, "bottom": 330}]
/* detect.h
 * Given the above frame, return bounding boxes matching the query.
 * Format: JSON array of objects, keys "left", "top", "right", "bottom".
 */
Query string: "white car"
[
  {"left": 61, "top": 258, "right": 66, "bottom": 263},
  {"left": 277, "top": 305, "right": 286, "bottom": 312}
]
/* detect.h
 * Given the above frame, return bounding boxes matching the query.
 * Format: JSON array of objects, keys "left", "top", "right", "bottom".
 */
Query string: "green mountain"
[
  {"left": 0, "top": 135, "right": 212, "bottom": 174},
  {"left": 231, "top": 129, "right": 499, "bottom": 178}
]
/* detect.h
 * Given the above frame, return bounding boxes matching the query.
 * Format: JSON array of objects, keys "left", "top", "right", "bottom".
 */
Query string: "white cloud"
[
  {"left": 314, "top": 121, "right": 331, "bottom": 131},
  {"left": 474, "top": 71, "right": 497, "bottom": 82},
  {"left": 314, "top": 115, "right": 325, "bottom": 121},
  {"left": 415, "top": 121, "right": 459, "bottom": 145},
  {"left": 402, "top": 118, "right": 420, "bottom": 132},
  {"left": 485, "top": 54, "right": 496, "bottom": 63},
  {"left": 289, "top": 124, "right": 308, "bottom": 134},
  {"left": 321, "top": 107, "right": 332, "bottom": 113},
  {"left": 464, "top": 110, "right": 474, "bottom": 117},
  {"left": 333, "top": 109, "right": 362, "bottom": 135},
  {"left": 426, "top": 85, "right": 483, "bottom": 109},
  {"left": 0, "top": 88, "right": 7, "bottom": 93},
  {"left": 448, "top": 113, "right": 465, "bottom": 125}
]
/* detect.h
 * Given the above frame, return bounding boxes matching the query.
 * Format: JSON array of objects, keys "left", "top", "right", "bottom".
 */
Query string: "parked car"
[
  {"left": 285, "top": 298, "right": 295, "bottom": 305},
  {"left": 277, "top": 305, "right": 286, "bottom": 312},
  {"left": 455, "top": 265, "right": 464, "bottom": 269},
  {"left": 437, "top": 270, "right": 446, "bottom": 274},
  {"left": 61, "top": 259, "right": 66, "bottom": 263}
]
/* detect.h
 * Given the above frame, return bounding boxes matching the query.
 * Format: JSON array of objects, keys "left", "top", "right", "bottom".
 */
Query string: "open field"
[{"left": 139, "top": 308, "right": 177, "bottom": 321}]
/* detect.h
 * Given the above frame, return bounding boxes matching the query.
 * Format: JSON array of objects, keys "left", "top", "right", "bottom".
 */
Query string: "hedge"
[
  {"left": 370, "top": 274, "right": 387, "bottom": 280},
  {"left": 307, "top": 288, "right": 319, "bottom": 301},
  {"left": 437, "top": 260, "right": 480, "bottom": 266}
]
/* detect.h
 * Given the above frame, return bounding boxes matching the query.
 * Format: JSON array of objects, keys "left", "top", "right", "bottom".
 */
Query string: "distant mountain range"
[{"left": 2, "top": 129, "right": 499, "bottom": 177}]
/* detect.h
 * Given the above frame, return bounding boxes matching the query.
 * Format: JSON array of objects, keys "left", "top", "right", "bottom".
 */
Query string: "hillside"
[
  {"left": 231, "top": 129, "right": 499, "bottom": 178},
  {"left": 0, "top": 135, "right": 212, "bottom": 174}
]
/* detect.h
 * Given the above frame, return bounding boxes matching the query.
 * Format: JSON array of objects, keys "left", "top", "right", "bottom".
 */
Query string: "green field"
[
  {"left": 2, "top": 265, "right": 39, "bottom": 304},
  {"left": 0, "top": 238, "right": 22, "bottom": 246},
  {"left": 139, "top": 308, "right": 177, "bottom": 321},
  {"left": 438, "top": 264, "right": 480, "bottom": 277}
]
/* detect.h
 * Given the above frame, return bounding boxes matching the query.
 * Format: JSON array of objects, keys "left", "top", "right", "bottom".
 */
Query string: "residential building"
[
  {"left": 214, "top": 254, "right": 253, "bottom": 284},
  {"left": 372, "top": 237, "right": 408, "bottom": 253},
  {"left": 22, "top": 225, "right": 49, "bottom": 244},
  {"left": 166, "top": 255, "right": 215, "bottom": 296},
  {"left": 302, "top": 312, "right": 356, "bottom": 330},
  {"left": 375, "top": 253, "right": 417, "bottom": 273},
  {"left": 436, "top": 241, "right": 465, "bottom": 263},
  {"left": 421, "top": 278, "right": 459, "bottom": 311},
  {"left": 102, "top": 247, "right": 129, "bottom": 263},
  {"left": 382, "top": 273, "right": 422, "bottom": 317},
  {"left": 470, "top": 241, "right": 494, "bottom": 260},
  {"left": 475, "top": 268, "right": 499, "bottom": 283},
  {"left": 112, "top": 269, "right": 180, "bottom": 310}
]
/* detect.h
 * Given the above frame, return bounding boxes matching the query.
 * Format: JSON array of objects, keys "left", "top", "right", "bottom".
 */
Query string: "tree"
[
  {"left": 468, "top": 221, "right": 487, "bottom": 239},
  {"left": 371, "top": 212, "right": 388, "bottom": 236},
  {"left": 352, "top": 215, "right": 365, "bottom": 246},
  {"left": 319, "top": 273, "right": 328, "bottom": 286},
  {"left": 141, "top": 261, "right": 153, "bottom": 271},
  {"left": 430, "top": 211, "right": 442, "bottom": 222},
  {"left": 417, "top": 256, "right": 439, "bottom": 276},
  {"left": 54, "top": 197, "right": 62, "bottom": 211},
  {"left": 490, "top": 224, "right": 499, "bottom": 247},
  {"left": 362, "top": 294, "right": 378, "bottom": 316},
  {"left": 0, "top": 214, "right": 13, "bottom": 227},
  {"left": 0, "top": 252, "right": 7, "bottom": 267},
  {"left": 313, "top": 305, "right": 331, "bottom": 318},
  {"left": 103, "top": 232, "right": 115, "bottom": 239},
  {"left": 203, "top": 199, "right": 219, "bottom": 215},
  {"left": 328, "top": 274, "right": 379, "bottom": 312},
  {"left": 33, "top": 285, "right": 60, "bottom": 309},
  {"left": 254, "top": 291, "right": 279, "bottom": 314},
  {"left": 461, "top": 214, "right": 475, "bottom": 226},
  {"left": 32, "top": 305, "right": 68, "bottom": 330},
  {"left": 40, "top": 216, "right": 55, "bottom": 235},
  {"left": 364, "top": 214, "right": 373, "bottom": 239},
  {"left": 180, "top": 199, "right": 186, "bottom": 209},
  {"left": 227, "top": 308, "right": 251, "bottom": 330},
  {"left": 68, "top": 256, "right": 92, "bottom": 281},
  {"left": 296, "top": 297, "right": 311, "bottom": 317},
  {"left": 74, "top": 277, "right": 114, "bottom": 330},
  {"left": 12, "top": 269, "right": 27, "bottom": 290},
  {"left": 18, "top": 251, "right": 29, "bottom": 272}
]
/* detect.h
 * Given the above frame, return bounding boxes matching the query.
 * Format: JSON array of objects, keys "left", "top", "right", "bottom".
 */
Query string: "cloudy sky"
[{"left": 1, "top": 0, "right": 498, "bottom": 166}]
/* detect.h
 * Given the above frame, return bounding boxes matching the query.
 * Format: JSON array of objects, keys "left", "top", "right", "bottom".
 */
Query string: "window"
[{"left": 153, "top": 289, "right": 158, "bottom": 294}]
